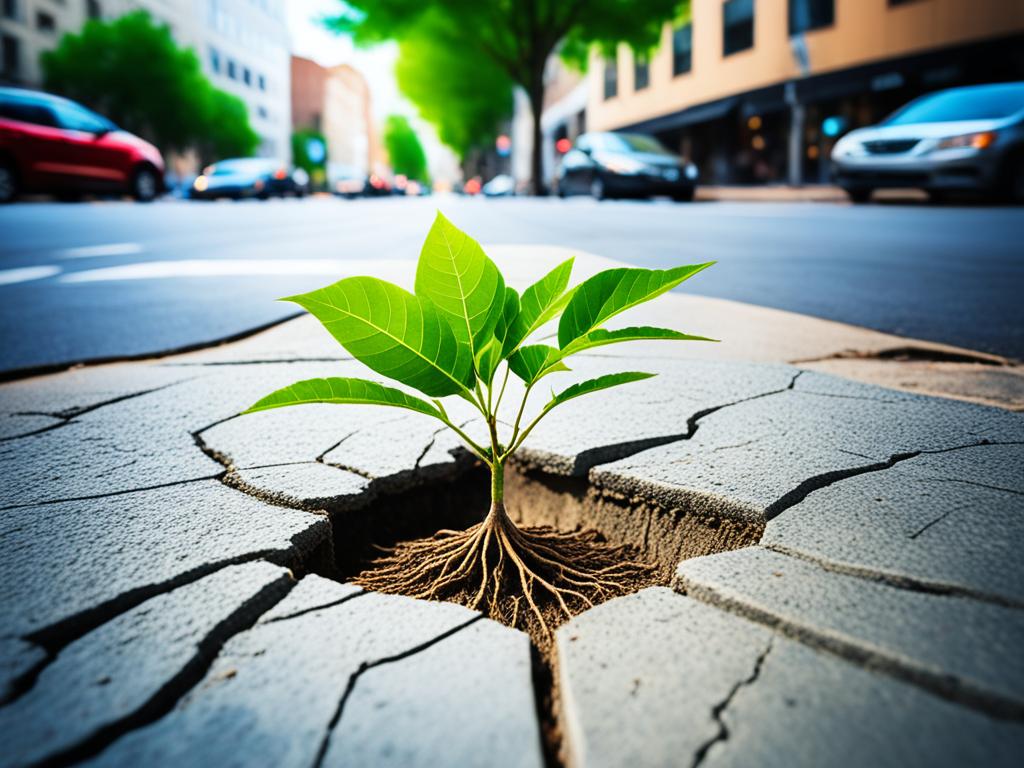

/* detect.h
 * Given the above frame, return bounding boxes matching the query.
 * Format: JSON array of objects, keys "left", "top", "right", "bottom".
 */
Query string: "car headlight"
[
  {"left": 598, "top": 155, "right": 646, "bottom": 175},
  {"left": 193, "top": 175, "right": 208, "bottom": 192},
  {"left": 684, "top": 163, "right": 698, "bottom": 180},
  {"left": 934, "top": 131, "right": 997, "bottom": 151},
  {"left": 832, "top": 136, "right": 862, "bottom": 158}
]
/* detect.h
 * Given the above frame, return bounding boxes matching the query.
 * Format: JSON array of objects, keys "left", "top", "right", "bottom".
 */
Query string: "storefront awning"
[{"left": 623, "top": 96, "right": 738, "bottom": 134}]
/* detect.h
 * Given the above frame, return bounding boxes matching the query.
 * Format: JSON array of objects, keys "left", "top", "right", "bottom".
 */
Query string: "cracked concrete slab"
[
  {"left": 558, "top": 587, "right": 1024, "bottom": 768},
  {"left": 763, "top": 443, "right": 1024, "bottom": 605},
  {"left": 0, "top": 480, "right": 327, "bottom": 639},
  {"left": 676, "top": 547, "right": 1024, "bottom": 715},
  {"left": 83, "top": 575, "right": 542, "bottom": 768},
  {"left": 0, "top": 561, "right": 293, "bottom": 768},
  {"left": 520, "top": 359, "right": 797, "bottom": 476},
  {"left": 231, "top": 462, "right": 370, "bottom": 509},
  {"left": 697, "top": 639, "right": 1024, "bottom": 768},
  {"left": 557, "top": 588, "right": 773, "bottom": 768},
  {"left": 591, "top": 372, "right": 1023, "bottom": 520}
]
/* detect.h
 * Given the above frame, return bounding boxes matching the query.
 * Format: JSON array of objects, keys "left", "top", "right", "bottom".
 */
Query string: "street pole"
[{"left": 788, "top": 33, "right": 811, "bottom": 188}]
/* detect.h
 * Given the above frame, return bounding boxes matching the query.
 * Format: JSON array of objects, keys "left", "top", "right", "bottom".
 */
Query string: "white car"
[{"left": 831, "top": 82, "right": 1024, "bottom": 203}]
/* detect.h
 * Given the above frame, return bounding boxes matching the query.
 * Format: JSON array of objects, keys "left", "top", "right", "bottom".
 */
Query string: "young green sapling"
[{"left": 246, "top": 212, "right": 713, "bottom": 635}]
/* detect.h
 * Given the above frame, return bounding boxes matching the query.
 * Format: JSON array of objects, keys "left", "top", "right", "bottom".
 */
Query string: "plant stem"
[{"left": 491, "top": 460, "right": 504, "bottom": 505}]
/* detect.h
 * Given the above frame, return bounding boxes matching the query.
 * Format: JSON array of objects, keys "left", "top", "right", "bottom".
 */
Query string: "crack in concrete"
[
  {"left": 0, "top": 379, "right": 189, "bottom": 443},
  {"left": 789, "top": 345, "right": 1011, "bottom": 367},
  {"left": 0, "top": 474, "right": 224, "bottom": 511},
  {"left": 1, "top": 551, "right": 297, "bottom": 710},
  {"left": 23, "top": 573, "right": 297, "bottom": 768},
  {"left": 690, "top": 639, "right": 773, "bottom": 768},
  {"left": 553, "top": 371, "right": 805, "bottom": 476},
  {"left": 262, "top": 589, "right": 367, "bottom": 624},
  {"left": 762, "top": 543, "right": 1024, "bottom": 610},
  {"left": 764, "top": 439, "right": 1024, "bottom": 522},
  {"left": 679, "top": 565, "right": 1024, "bottom": 720},
  {"left": 310, "top": 615, "right": 484, "bottom": 768}
]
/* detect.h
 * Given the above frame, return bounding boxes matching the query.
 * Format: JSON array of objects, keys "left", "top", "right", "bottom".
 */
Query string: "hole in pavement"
[{"left": 314, "top": 459, "right": 763, "bottom": 766}]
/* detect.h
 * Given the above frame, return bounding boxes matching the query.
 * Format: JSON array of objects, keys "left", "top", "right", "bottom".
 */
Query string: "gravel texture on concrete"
[{"left": 1, "top": 310, "right": 1022, "bottom": 767}]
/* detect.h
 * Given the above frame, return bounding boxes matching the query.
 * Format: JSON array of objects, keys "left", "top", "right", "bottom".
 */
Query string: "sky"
[{"left": 285, "top": 0, "right": 459, "bottom": 179}]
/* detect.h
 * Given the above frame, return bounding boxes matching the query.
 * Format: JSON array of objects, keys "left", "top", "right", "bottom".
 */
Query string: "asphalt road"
[{"left": 1, "top": 194, "right": 1022, "bottom": 376}]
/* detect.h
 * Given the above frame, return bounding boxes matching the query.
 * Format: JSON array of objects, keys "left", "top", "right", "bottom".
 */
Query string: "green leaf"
[
  {"left": 415, "top": 211, "right": 506, "bottom": 359},
  {"left": 557, "top": 264, "right": 713, "bottom": 349},
  {"left": 508, "top": 344, "right": 570, "bottom": 385},
  {"left": 505, "top": 257, "right": 574, "bottom": 355},
  {"left": 561, "top": 326, "right": 717, "bottom": 356},
  {"left": 284, "top": 276, "right": 472, "bottom": 398},
  {"left": 244, "top": 377, "right": 444, "bottom": 421},
  {"left": 493, "top": 286, "right": 520, "bottom": 351},
  {"left": 548, "top": 372, "right": 656, "bottom": 409},
  {"left": 475, "top": 337, "right": 503, "bottom": 384}
]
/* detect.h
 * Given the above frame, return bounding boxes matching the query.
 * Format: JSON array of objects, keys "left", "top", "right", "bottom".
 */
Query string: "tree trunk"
[{"left": 529, "top": 83, "right": 547, "bottom": 196}]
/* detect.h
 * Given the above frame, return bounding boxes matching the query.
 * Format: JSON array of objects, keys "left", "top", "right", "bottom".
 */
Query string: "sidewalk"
[{"left": 0, "top": 247, "right": 1021, "bottom": 766}]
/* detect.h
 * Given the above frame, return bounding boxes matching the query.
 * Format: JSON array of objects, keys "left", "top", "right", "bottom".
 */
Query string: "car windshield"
[
  {"left": 592, "top": 133, "right": 673, "bottom": 155},
  {"left": 212, "top": 159, "right": 272, "bottom": 175},
  {"left": 884, "top": 84, "right": 1024, "bottom": 125}
]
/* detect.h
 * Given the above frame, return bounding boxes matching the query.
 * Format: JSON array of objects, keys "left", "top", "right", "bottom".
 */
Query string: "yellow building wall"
[{"left": 588, "top": 0, "right": 1024, "bottom": 131}]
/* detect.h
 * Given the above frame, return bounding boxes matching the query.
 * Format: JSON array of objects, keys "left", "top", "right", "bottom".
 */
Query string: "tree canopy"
[
  {"left": 326, "top": 1, "right": 690, "bottom": 191},
  {"left": 42, "top": 10, "right": 258, "bottom": 160},
  {"left": 393, "top": 19, "right": 513, "bottom": 160},
  {"left": 382, "top": 115, "right": 428, "bottom": 181}
]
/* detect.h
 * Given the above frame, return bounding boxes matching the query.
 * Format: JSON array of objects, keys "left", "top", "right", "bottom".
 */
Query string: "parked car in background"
[
  {"left": 191, "top": 158, "right": 308, "bottom": 200},
  {"left": 482, "top": 174, "right": 516, "bottom": 197},
  {"left": 327, "top": 163, "right": 366, "bottom": 198},
  {"left": 364, "top": 172, "right": 392, "bottom": 197},
  {"left": 555, "top": 132, "right": 698, "bottom": 202},
  {"left": 0, "top": 86, "right": 164, "bottom": 203},
  {"left": 832, "top": 82, "right": 1024, "bottom": 203}
]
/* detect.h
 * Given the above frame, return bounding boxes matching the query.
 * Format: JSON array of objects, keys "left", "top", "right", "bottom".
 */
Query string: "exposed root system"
[{"left": 355, "top": 502, "right": 654, "bottom": 644}]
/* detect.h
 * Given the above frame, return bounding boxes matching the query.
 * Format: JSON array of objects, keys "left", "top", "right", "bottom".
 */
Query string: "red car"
[{"left": 0, "top": 87, "right": 164, "bottom": 203}]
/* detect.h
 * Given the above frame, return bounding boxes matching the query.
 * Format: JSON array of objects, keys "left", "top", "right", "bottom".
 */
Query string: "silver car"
[{"left": 832, "top": 82, "right": 1024, "bottom": 203}]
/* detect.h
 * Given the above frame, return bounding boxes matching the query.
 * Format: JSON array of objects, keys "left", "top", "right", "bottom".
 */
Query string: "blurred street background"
[{"left": 1, "top": 0, "right": 1023, "bottom": 375}]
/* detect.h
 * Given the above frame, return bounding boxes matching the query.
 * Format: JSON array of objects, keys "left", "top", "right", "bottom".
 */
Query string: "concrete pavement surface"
[
  {"left": 1, "top": 195, "right": 1022, "bottom": 377},
  {"left": 0, "top": 246, "right": 1022, "bottom": 767}
]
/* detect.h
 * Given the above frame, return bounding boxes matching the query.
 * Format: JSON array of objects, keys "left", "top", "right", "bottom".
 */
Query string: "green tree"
[
  {"left": 327, "top": 0, "right": 690, "bottom": 194},
  {"left": 42, "top": 10, "right": 258, "bottom": 160},
  {"left": 382, "top": 114, "right": 428, "bottom": 181},
  {"left": 394, "top": 20, "right": 513, "bottom": 160}
]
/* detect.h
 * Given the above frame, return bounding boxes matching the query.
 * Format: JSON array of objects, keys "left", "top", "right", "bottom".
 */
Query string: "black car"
[
  {"left": 556, "top": 132, "right": 698, "bottom": 201},
  {"left": 191, "top": 158, "right": 309, "bottom": 200}
]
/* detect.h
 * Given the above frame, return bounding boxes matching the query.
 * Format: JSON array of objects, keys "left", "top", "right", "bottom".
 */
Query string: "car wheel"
[
  {"left": 0, "top": 161, "right": 18, "bottom": 204},
  {"left": 672, "top": 188, "right": 695, "bottom": 203},
  {"left": 590, "top": 177, "right": 606, "bottom": 201},
  {"left": 927, "top": 190, "right": 949, "bottom": 205},
  {"left": 557, "top": 183, "right": 566, "bottom": 198},
  {"left": 844, "top": 187, "right": 872, "bottom": 204},
  {"left": 132, "top": 166, "right": 159, "bottom": 202}
]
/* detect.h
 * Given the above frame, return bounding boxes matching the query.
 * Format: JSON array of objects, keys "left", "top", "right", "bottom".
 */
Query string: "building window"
[
  {"left": 723, "top": 0, "right": 754, "bottom": 56},
  {"left": 789, "top": 0, "right": 833, "bottom": 35},
  {"left": 257, "top": 73, "right": 266, "bottom": 91},
  {"left": 257, "top": 105, "right": 267, "bottom": 119},
  {"left": 36, "top": 11, "right": 56, "bottom": 34},
  {"left": 209, "top": 46, "right": 220, "bottom": 73},
  {"left": 603, "top": 54, "right": 617, "bottom": 100},
  {"left": 672, "top": 22, "right": 692, "bottom": 75},
  {"left": 242, "top": 67, "right": 251, "bottom": 86},
  {"left": 226, "top": 59, "right": 236, "bottom": 79},
  {"left": 1, "top": 33, "right": 19, "bottom": 79},
  {"left": 2, "top": 0, "right": 18, "bottom": 21},
  {"left": 633, "top": 53, "right": 649, "bottom": 91},
  {"left": 86, "top": 0, "right": 101, "bottom": 19}
]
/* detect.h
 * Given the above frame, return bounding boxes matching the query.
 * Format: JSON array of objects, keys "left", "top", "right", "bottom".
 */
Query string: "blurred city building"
[
  {"left": 0, "top": 0, "right": 290, "bottom": 160},
  {"left": 587, "top": 0, "right": 1024, "bottom": 185},
  {"left": 291, "top": 55, "right": 383, "bottom": 177}
]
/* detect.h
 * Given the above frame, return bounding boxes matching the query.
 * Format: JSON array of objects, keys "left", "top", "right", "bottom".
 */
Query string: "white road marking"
[
  {"left": 0, "top": 265, "right": 61, "bottom": 285},
  {"left": 60, "top": 242, "right": 144, "bottom": 259},
  {"left": 59, "top": 259, "right": 355, "bottom": 282}
]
